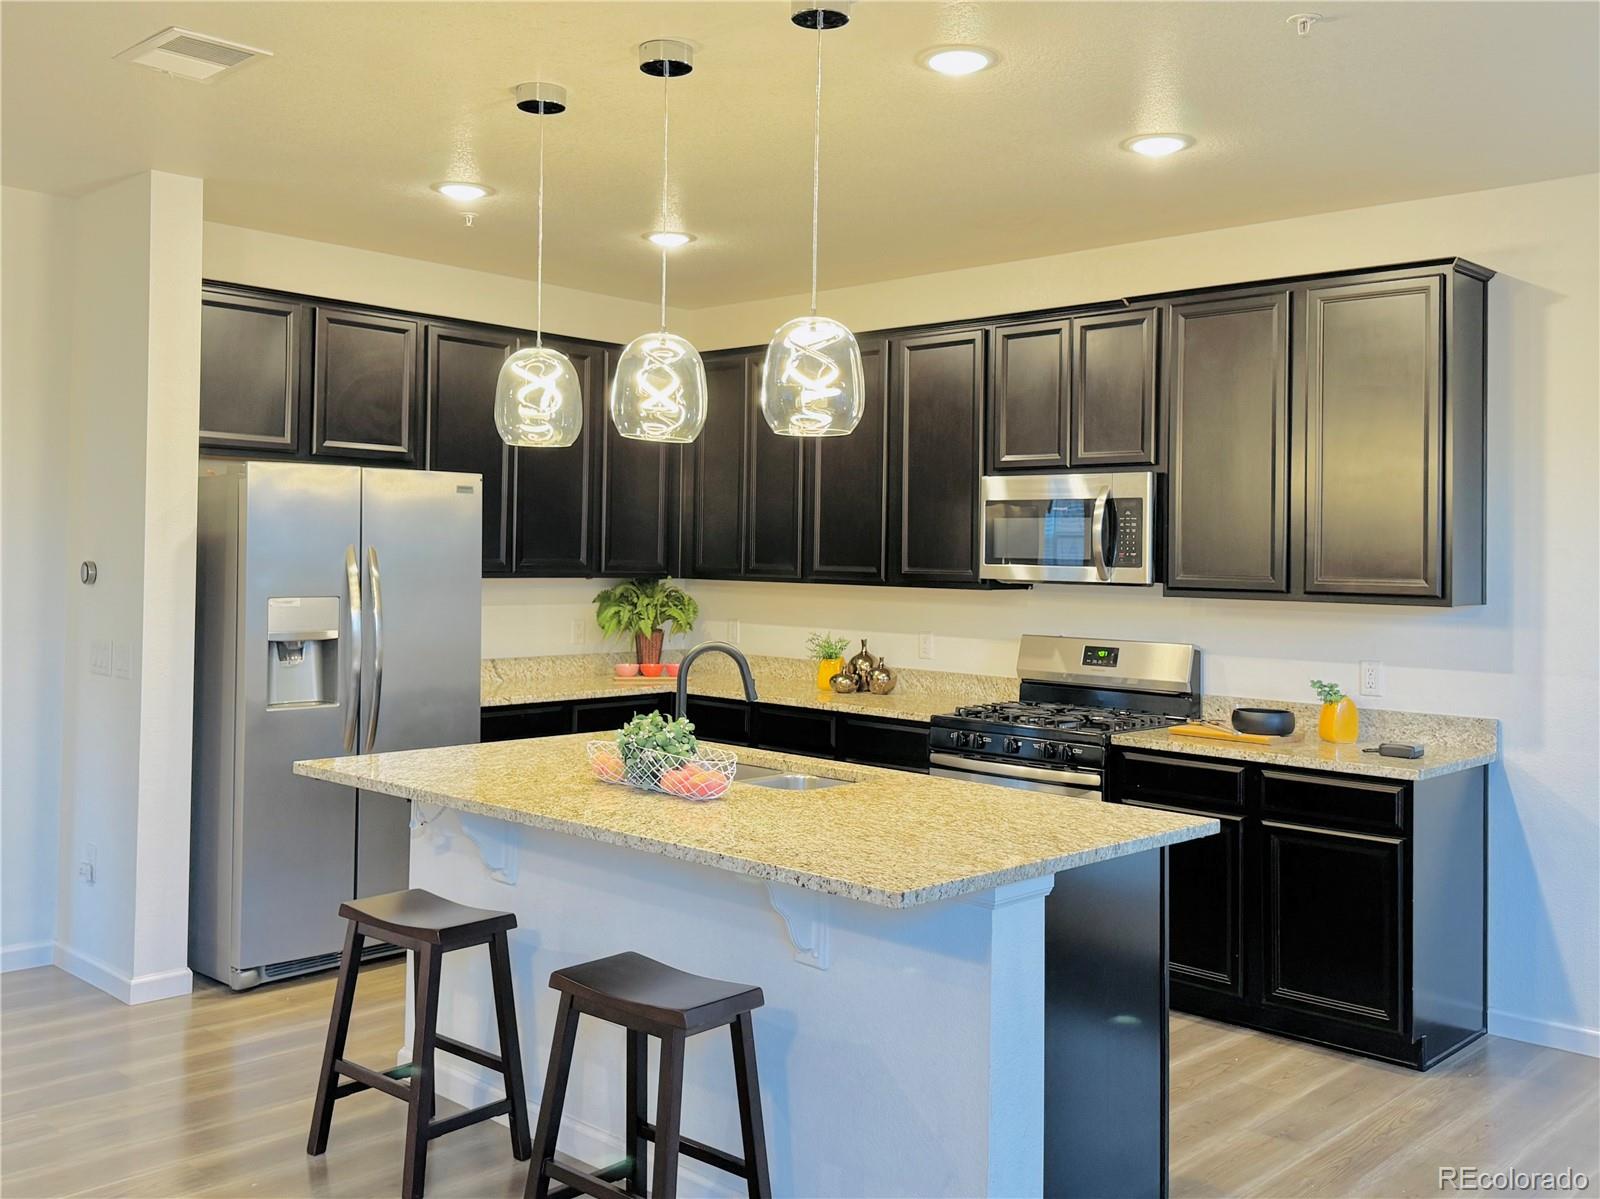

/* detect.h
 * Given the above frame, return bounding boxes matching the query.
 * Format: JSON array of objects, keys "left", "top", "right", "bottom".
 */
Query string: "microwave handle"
[{"left": 1091, "top": 487, "right": 1111, "bottom": 581}]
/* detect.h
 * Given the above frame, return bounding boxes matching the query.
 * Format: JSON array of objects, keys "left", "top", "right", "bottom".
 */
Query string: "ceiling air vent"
[{"left": 114, "top": 27, "right": 272, "bottom": 82}]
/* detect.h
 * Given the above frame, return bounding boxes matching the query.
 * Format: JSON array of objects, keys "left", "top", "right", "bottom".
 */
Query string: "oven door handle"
[
  {"left": 930, "top": 751, "right": 1101, "bottom": 790},
  {"left": 1090, "top": 486, "right": 1112, "bottom": 581}
]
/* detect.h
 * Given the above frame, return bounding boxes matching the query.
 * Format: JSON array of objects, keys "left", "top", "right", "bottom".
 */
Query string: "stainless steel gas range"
[{"left": 929, "top": 635, "right": 1201, "bottom": 797}]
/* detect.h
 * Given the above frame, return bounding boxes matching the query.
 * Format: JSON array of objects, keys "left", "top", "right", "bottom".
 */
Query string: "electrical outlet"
[
  {"left": 112, "top": 641, "right": 132, "bottom": 679},
  {"left": 918, "top": 633, "right": 935, "bottom": 660},
  {"left": 1360, "top": 660, "right": 1384, "bottom": 697},
  {"left": 569, "top": 618, "right": 585, "bottom": 647},
  {"left": 89, "top": 638, "right": 112, "bottom": 676}
]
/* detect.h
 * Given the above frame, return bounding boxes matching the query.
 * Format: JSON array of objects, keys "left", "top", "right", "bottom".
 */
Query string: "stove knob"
[
  {"left": 954, "top": 731, "right": 971, "bottom": 749},
  {"left": 1005, "top": 736, "right": 1023, "bottom": 754},
  {"left": 973, "top": 734, "right": 991, "bottom": 750},
  {"left": 1041, "top": 742, "right": 1058, "bottom": 760}
]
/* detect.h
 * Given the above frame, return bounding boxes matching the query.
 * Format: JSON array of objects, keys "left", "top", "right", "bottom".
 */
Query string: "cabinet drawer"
[
  {"left": 572, "top": 695, "right": 674, "bottom": 734},
  {"left": 685, "top": 697, "right": 751, "bottom": 746},
  {"left": 753, "top": 705, "right": 836, "bottom": 756},
  {"left": 481, "top": 703, "right": 571, "bottom": 742},
  {"left": 1261, "top": 769, "right": 1406, "bottom": 835},
  {"left": 836, "top": 715, "right": 930, "bottom": 773},
  {"left": 1116, "top": 751, "right": 1246, "bottom": 811}
]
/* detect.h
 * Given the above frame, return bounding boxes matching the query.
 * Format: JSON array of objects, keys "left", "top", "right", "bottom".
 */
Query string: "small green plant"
[
  {"left": 1310, "top": 679, "right": 1346, "bottom": 704},
  {"left": 616, "top": 710, "right": 699, "bottom": 767},
  {"left": 593, "top": 578, "right": 699, "bottom": 640},
  {"left": 805, "top": 632, "right": 851, "bottom": 661}
]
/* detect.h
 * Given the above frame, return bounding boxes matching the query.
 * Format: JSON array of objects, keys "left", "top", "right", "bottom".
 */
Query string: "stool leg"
[
  {"left": 650, "top": 1030, "right": 686, "bottom": 1199},
  {"left": 625, "top": 1031, "right": 649, "bottom": 1196},
  {"left": 410, "top": 951, "right": 434, "bottom": 1124},
  {"left": 402, "top": 944, "right": 442, "bottom": 1199},
  {"left": 523, "top": 993, "right": 580, "bottom": 1199},
  {"left": 307, "top": 921, "right": 365, "bottom": 1156},
  {"left": 730, "top": 1013, "right": 773, "bottom": 1199},
  {"left": 488, "top": 932, "right": 533, "bottom": 1161}
]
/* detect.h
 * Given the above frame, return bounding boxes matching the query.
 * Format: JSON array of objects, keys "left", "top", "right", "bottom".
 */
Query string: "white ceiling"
[{"left": 4, "top": 2, "right": 1596, "bottom": 307}]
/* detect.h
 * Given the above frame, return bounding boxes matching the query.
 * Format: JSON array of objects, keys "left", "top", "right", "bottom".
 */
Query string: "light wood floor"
[{"left": 2, "top": 963, "right": 1595, "bottom": 1198}]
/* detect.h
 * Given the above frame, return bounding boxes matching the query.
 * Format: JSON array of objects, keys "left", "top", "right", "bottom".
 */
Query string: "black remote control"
[{"left": 1364, "top": 742, "right": 1424, "bottom": 759}]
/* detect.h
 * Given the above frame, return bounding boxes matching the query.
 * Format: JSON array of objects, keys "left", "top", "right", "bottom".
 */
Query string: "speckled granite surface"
[
  {"left": 295, "top": 734, "right": 1216, "bottom": 908},
  {"left": 481, "top": 653, "right": 1018, "bottom": 725},
  {"left": 1114, "top": 695, "right": 1499, "bottom": 781}
]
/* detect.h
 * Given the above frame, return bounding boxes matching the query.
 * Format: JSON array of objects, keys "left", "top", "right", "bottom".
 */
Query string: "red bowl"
[
  {"left": 639, "top": 663, "right": 664, "bottom": 678},
  {"left": 664, "top": 663, "right": 680, "bottom": 678}
]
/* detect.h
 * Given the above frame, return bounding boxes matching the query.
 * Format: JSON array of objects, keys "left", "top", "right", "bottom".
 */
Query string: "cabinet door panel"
[
  {"left": 1263, "top": 821, "right": 1405, "bottom": 1030},
  {"left": 1128, "top": 800, "right": 1245, "bottom": 996},
  {"left": 426, "top": 323, "right": 516, "bottom": 574},
  {"left": 600, "top": 348, "right": 678, "bottom": 577},
  {"left": 808, "top": 338, "right": 889, "bottom": 582},
  {"left": 989, "top": 320, "right": 1069, "bottom": 472},
  {"left": 746, "top": 357, "right": 805, "bottom": 581},
  {"left": 1303, "top": 275, "right": 1443, "bottom": 597},
  {"left": 200, "top": 290, "right": 304, "bottom": 454},
  {"left": 1071, "top": 308, "right": 1158, "bottom": 466},
  {"left": 893, "top": 330, "right": 985, "bottom": 584},
  {"left": 513, "top": 338, "right": 604, "bottom": 576},
  {"left": 685, "top": 354, "right": 749, "bottom": 577},
  {"left": 312, "top": 307, "right": 421, "bottom": 462},
  {"left": 1167, "top": 292, "right": 1291, "bottom": 592}
]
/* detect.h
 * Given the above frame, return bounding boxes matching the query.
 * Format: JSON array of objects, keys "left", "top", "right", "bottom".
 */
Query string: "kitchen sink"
[{"left": 734, "top": 762, "right": 853, "bottom": 790}]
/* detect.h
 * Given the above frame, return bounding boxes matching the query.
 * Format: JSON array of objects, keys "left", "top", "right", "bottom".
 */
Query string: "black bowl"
[{"left": 1231, "top": 707, "right": 1296, "bottom": 736}]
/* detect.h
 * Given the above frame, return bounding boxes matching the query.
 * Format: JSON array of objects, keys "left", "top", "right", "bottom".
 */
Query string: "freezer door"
[
  {"left": 356, "top": 468, "right": 483, "bottom": 896},
  {"left": 236, "top": 462, "right": 363, "bottom": 970}
]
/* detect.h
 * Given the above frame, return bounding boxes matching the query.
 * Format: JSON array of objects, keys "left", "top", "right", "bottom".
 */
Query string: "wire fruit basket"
[{"left": 586, "top": 739, "right": 736, "bottom": 801}]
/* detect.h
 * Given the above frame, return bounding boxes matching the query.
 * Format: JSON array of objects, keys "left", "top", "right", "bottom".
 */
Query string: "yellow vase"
[
  {"left": 816, "top": 658, "right": 844, "bottom": 690},
  {"left": 1318, "top": 698, "right": 1359, "bottom": 743}
]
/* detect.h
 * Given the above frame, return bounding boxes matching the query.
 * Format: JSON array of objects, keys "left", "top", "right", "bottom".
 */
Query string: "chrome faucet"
[{"left": 675, "top": 641, "right": 758, "bottom": 718}]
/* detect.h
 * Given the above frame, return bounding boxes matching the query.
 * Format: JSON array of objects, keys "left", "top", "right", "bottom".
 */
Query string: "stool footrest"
[
  {"left": 545, "top": 1160, "right": 631, "bottom": 1199},
  {"left": 638, "top": 1122, "right": 749, "bottom": 1179},
  {"left": 426, "top": 1097, "right": 511, "bottom": 1141},
  {"left": 335, "top": 1058, "right": 411, "bottom": 1101},
  {"left": 436, "top": 1033, "right": 506, "bottom": 1073}
]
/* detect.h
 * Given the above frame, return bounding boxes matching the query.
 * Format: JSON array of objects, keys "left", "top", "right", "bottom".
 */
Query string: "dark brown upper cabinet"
[
  {"left": 1071, "top": 307, "right": 1159, "bottom": 466},
  {"left": 891, "top": 328, "right": 986, "bottom": 585},
  {"left": 423, "top": 322, "right": 516, "bottom": 574},
  {"left": 311, "top": 306, "right": 422, "bottom": 463},
  {"left": 1166, "top": 290, "right": 1292, "bottom": 594},
  {"left": 199, "top": 288, "right": 307, "bottom": 455},
  {"left": 988, "top": 319, "right": 1070, "bottom": 472},
  {"left": 1299, "top": 270, "right": 1471, "bottom": 602},
  {"left": 745, "top": 357, "right": 805, "bottom": 582},
  {"left": 684, "top": 353, "right": 751, "bottom": 579},
  {"left": 599, "top": 348, "right": 679, "bottom": 578},
  {"left": 512, "top": 337, "right": 606, "bottom": 577},
  {"left": 807, "top": 336, "right": 890, "bottom": 583}
]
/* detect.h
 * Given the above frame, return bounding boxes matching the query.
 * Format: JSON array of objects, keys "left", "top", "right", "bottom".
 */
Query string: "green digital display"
[{"left": 1082, "top": 645, "right": 1119, "bottom": 667}]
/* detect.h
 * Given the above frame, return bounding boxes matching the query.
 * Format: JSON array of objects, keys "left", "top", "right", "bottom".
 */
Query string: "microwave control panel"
[{"left": 1110, "top": 500, "right": 1144, "bottom": 567}]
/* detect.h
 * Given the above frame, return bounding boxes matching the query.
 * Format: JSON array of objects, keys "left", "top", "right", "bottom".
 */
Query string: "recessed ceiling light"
[
  {"left": 433, "top": 182, "right": 493, "bottom": 202},
  {"left": 645, "top": 231, "right": 695, "bottom": 248},
  {"left": 1122, "top": 134, "right": 1194, "bottom": 159},
  {"left": 921, "top": 47, "right": 994, "bottom": 76}
]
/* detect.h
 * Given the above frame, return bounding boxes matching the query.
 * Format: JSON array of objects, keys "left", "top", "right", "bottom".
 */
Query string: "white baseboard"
[
  {"left": 1490, "top": 1008, "right": 1600, "bottom": 1058},
  {"left": 431, "top": 1057, "right": 738, "bottom": 1198},
  {"left": 53, "top": 943, "right": 193, "bottom": 1005},
  {"left": 0, "top": 940, "right": 54, "bottom": 972}
]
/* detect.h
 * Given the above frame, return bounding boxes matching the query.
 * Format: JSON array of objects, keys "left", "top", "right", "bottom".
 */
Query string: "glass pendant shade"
[
  {"left": 760, "top": 316, "right": 864, "bottom": 436},
  {"left": 609, "top": 331, "right": 708, "bottom": 443},
  {"left": 494, "top": 345, "right": 584, "bottom": 448}
]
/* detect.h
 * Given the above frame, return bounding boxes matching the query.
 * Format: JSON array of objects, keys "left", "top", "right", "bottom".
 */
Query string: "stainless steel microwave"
[{"left": 979, "top": 472, "right": 1157, "bottom": 585}]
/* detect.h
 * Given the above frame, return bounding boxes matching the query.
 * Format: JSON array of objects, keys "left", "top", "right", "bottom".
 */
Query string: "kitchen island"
[{"left": 296, "top": 734, "right": 1216, "bottom": 1198}]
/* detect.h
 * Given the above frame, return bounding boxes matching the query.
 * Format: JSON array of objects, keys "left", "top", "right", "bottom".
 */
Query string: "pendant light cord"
[
  {"left": 659, "top": 68, "right": 671, "bottom": 332},
  {"left": 535, "top": 113, "right": 546, "bottom": 348},
  {"left": 809, "top": 21, "right": 823, "bottom": 317}
]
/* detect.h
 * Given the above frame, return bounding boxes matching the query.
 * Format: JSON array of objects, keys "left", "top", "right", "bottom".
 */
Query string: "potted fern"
[
  {"left": 805, "top": 631, "right": 851, "bottom": 691},
  {"left": 594, "top": 578, "right": 699, "bottom": 676}
]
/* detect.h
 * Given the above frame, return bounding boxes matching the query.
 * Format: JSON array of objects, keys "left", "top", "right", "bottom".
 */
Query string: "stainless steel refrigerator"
[{"left": 191, "top": 460, "right": 482, "bottom": 989}]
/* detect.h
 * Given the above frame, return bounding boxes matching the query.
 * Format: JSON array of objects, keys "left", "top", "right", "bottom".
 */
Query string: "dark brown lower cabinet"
[{"left": 1109, "top": 747, "right": 1486, "bottom": 1069}]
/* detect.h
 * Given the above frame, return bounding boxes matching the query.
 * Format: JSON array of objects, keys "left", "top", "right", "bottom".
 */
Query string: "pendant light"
[
  {"left": 610, "top": 40, "right": 708, "bottom": 444},
  {"left": 759, "top": 2, "right": 864, "bottom": 438},
  {"left": 495, "top": 82, "right": 583, "bottom": 448}
]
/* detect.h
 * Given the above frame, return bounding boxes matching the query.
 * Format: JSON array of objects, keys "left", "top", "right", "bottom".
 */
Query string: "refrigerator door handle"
[
  {"left": 363, "top": 546, "right": 384, "bottom": 753},
  {"left": 343, "top": 544, "right": 362, "bottom": 753}
]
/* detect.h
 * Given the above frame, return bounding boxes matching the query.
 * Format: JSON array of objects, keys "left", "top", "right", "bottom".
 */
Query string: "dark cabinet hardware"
[
  {"left": 424, "top": 323, "right": 517, "bottom": 574},
  {"left": 512, "top": 337, "right": 605, "bottom": 577},
  {"left": 200, "top": 288, "right": 307, "bottom": 455},
  {"left": 311, "top": 306, "right": 422, "bottom": 463}
]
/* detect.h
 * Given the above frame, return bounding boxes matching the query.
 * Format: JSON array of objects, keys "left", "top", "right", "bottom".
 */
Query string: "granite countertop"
[
  {"left": 481, "top": 653, "right": 1017, "bottom": 725},
  {"left": 1112, "top": 697, "right": 1500, "bottom": 782},
  {"left": 295, "top": 734, "right": 1216, "bottom": 908}
]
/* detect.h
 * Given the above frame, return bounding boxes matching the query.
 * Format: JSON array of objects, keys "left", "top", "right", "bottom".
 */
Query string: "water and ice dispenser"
[{"left": 266, "top": 596, "right": 340, "bottom": 708}]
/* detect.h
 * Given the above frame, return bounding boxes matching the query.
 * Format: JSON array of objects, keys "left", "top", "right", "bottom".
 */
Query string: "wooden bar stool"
[
  {"left": 524, "top": 951, "right": 771, "bottom": 1199},
  {"left": 307, "top": 889, "right": 534, "bottom": 1199}
]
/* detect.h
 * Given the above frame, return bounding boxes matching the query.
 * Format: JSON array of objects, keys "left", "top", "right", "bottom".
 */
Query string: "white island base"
[{"left": 404, "top": 806, "right": 1167, "bottom": 1199}]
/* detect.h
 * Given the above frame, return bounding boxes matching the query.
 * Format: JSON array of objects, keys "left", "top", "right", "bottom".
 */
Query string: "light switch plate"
[
  {"left": 89, "top": 638, "right": 112, "bottom": 676},
  {"left": 112, "top": 641, "right": 132, "bottom": 679}
]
